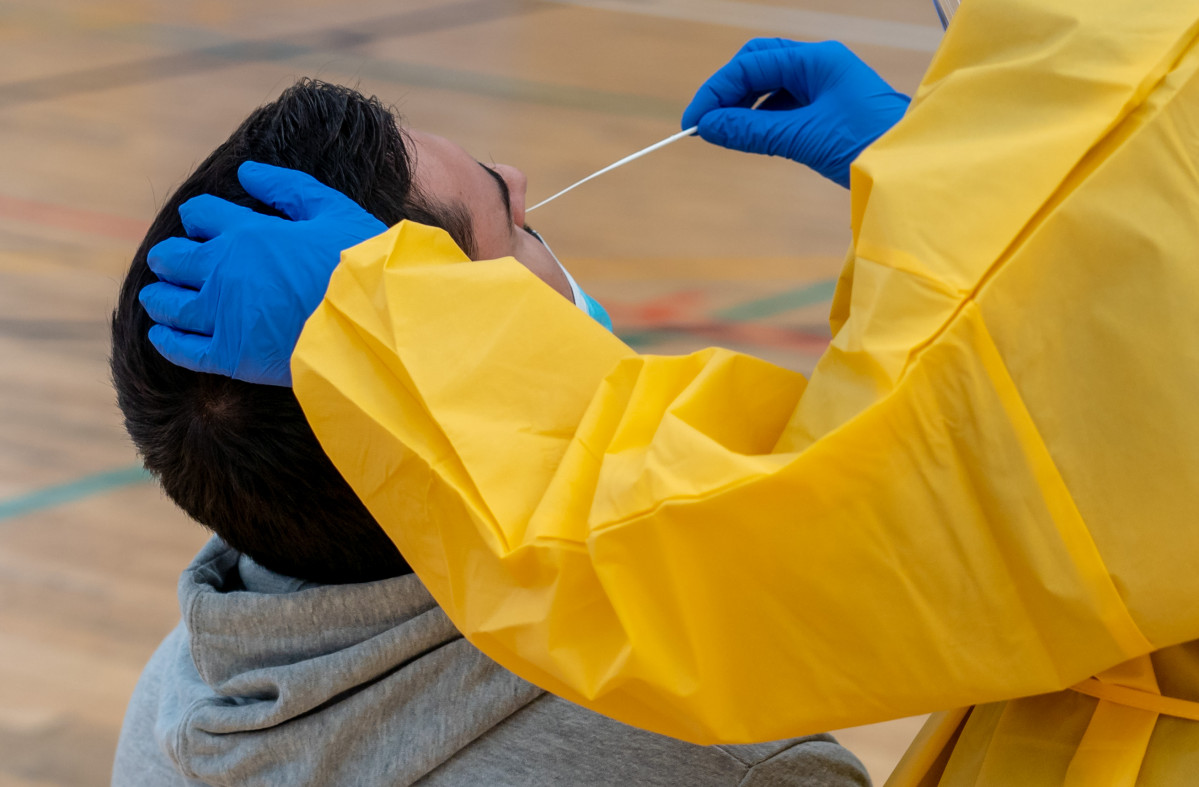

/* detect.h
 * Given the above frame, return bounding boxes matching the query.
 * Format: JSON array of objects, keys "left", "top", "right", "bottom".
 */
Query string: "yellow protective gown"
[{"left": 292, "top": 0, "right": 1199, "bottom": 782}]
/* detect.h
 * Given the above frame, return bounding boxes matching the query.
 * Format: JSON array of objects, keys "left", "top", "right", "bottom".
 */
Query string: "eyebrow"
[{"left": 478, "top": 161, "right": 511, "bottom": 218}]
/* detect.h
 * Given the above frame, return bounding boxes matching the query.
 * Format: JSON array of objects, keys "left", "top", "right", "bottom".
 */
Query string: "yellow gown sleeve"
[{"left": 293, "top": 0, "right": 1199, "bottom": 744}]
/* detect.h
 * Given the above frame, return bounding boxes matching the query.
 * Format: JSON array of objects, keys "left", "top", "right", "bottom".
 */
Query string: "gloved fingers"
[
  {"left": 682, "top": 81, "right": 760, "bottom": 131},
  {"left": 238, "top": 160, "right": 363, "bottom": 222},
  {"left": 139, "top": 282, "right": 215, "bottom": 335},
  {"left": 178, "top": 194, "right": 264, "bottom": 241},
  {"left": 694, "top": 107, "right": 756, "bottom": 153},
  {"left": 146, "top": 236, "right": 214, "bottom": 288},
  {"left": 682, "top": 48, "right": 812, "bottom": 130},
  {"left": 255, "top": 360, "right": 293, "bottom": 388},
  {"left": 696, "top": 106, "right": 809, "bottom": 158},
  {"left": 147, "top": 324, "right": 215, "bottom": 374}
]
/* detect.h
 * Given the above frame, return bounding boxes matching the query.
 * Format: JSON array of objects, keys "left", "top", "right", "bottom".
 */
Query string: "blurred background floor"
[{"left": 0, "top": 1, "right": 943, "bottom": 783}]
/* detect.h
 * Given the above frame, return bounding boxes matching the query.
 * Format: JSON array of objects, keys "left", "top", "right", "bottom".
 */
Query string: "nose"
[{"left": 494, "top": 164, "right": 527, "bottom": 227}]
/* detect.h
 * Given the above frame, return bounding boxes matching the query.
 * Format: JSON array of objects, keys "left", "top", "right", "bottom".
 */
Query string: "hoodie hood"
[{"left": 151, "top": 538, "right": 542, "bottom": 785}]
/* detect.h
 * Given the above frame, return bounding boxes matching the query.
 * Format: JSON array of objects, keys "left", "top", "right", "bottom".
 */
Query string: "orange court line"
[{"left": 0, "top": 194, "right": 148, "bottom": 242}]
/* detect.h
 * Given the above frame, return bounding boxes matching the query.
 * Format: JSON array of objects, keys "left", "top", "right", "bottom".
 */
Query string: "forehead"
[
  {"left": 409, "top": 131, "right": 477, "bottom": 202},
  {"left": 408, "top": 129, "right": 509, "bottom": 254}
]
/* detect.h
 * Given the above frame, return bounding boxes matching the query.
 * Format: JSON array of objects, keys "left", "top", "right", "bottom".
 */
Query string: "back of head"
[{"left": 112, "top": 80, "right": 470, "bottom": 584}]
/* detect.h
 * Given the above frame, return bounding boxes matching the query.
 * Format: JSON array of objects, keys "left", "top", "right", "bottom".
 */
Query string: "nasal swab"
[{"left": 526, "top": 126, "right": 698, "bottom": 213}]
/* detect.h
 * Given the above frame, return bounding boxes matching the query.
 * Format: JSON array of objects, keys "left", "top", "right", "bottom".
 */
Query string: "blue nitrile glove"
[
  {"left": 681, "top": 38, "right": 910, "bottom": 188},
  {"left": 139, "top": 161, "right": 386, "bottom": 386}
]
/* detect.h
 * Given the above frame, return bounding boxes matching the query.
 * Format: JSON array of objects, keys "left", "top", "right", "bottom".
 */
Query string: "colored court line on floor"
[
  {"left": 0, "top": 282, "right": 833, "bottom": 520},
  {"left": 0, "top": 465, "right": 152, "bottom": 523},
  {"left": 619, "top": 278, "right": 837, "bottom": 348},
  {"left": 0, "top": 14, "right": 679, "bottom": 118},
  {"left": 620, "top": 321, "right": 831, "bottom": 352},
  {"left": 0, "top": 194, "right": 147, "bottom": 243},
  {"left": 713, "top": 278, "right": 838, "bottom": 321},
  {"left": 0, "top": 317, "right": 110, "bottom": 341},
  {"left": 0, "top": 0, "right": 548, "bottom": 107}
]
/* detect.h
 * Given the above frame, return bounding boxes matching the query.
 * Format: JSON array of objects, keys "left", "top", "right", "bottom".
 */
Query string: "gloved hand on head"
[
  {"left": 139, "top": 161, "right": 386, "bottom": 387},
  {"left": 681, "top": 38, "right": 910, "bottom": 188}
]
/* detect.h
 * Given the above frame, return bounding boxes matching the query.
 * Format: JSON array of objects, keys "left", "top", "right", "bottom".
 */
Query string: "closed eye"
[{"left": 478, "top": 162, "right": 511, "bottom": 218}]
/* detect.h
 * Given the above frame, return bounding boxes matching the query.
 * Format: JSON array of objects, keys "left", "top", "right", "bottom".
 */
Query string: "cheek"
[
  {"left": 515, "top": 238, "right": 573, "bottom": 303},
  {"left": 465, "top": 197, "right": 516, "bottom": 261}
]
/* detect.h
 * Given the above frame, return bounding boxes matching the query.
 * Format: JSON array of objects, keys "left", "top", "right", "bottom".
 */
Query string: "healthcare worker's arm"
[
  {"left": 290, "top": 0, "right": 1199, "bottom": 744},
  {"left": 140, "top": 2, "right": 1199, "bottom": 744}
]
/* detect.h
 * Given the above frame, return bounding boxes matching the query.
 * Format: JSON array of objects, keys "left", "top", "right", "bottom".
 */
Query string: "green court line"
[
  {"left": 0, "top": 282, "right": 834, "bottom": 520},
  {"left": 0, "top": 465, "right": 152, "bottom": 522},
  {"left": 712, "top": 279, "right": 838, "bottom": 322},
  {"left": 619, "top": 279, "right": 838, "bottom": 348}
]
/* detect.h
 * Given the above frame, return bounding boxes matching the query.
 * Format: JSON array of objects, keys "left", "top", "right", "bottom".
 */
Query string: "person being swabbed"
[
  {"left": 137, "top": 0, "right": 1199, "bottom": 784},
  {"left": 113, "top": 80, "right": 871, "bottom": 786}
]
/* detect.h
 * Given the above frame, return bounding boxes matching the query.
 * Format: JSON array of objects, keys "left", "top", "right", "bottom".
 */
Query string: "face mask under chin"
[{"left": 524, "top": 227, "right": 613, "bottom": 331}]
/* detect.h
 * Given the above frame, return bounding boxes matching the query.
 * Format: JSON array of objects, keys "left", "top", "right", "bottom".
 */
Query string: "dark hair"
[{"left": 112, "top": 80, "right": 470, "bottom": 584}]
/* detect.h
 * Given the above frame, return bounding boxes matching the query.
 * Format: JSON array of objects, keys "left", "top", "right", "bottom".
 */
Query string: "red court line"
[{"left": 0, "top": 194, "right": 148, "bottom": 242}]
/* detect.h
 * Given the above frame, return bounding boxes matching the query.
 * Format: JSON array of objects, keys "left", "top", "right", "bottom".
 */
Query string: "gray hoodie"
[{"left": 113, "top": 538, "right": 870, "bottom": 786}]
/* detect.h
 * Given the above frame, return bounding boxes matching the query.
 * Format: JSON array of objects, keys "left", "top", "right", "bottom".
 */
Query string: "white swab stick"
[{"left": 526, "top": 126, "right": 699, "bottom": 213}]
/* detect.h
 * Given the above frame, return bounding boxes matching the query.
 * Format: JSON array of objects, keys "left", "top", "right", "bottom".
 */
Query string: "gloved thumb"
[
  {"left": 238, "top": 161, "right": 370, "bottom": 223},
  {"left": 697, "top": 106, "right": 806, "bottom": 159}
]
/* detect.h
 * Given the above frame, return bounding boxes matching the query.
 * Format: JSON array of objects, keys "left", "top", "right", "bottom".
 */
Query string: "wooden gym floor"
[{"left": 0, "top": 1, "right": 943, "bottom": 783}]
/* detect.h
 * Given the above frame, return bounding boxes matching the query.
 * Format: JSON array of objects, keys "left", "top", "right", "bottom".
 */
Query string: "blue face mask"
[
  {"left": 526, "top": 229, "right": 613, "bottom": 332},
  {"left": 574, "top": 288, "right": 614, "bottom": 332}
]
